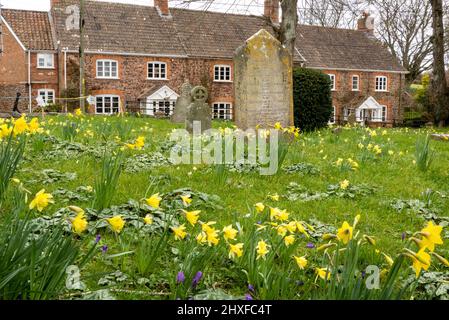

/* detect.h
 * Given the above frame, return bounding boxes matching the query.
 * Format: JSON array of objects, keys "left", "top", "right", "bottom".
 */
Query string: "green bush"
[{"left": 293, "top": 68, "right": 333, "bottom": 132}]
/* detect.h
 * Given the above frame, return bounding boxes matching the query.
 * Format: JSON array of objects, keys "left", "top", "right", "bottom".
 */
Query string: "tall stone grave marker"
[
  {"left": 234, "top": 29, "right": 294, "bottom": 129},
  {"left": 171, "top": 81, "right": 192, "bottom": 123}
]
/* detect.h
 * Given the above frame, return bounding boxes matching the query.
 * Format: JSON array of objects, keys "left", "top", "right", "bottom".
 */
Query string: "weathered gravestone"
[
  {"left": 171, "top": 81, "right": 192, "bottom": 123},
  {"left": 185, "top": 86, "right": 212, "bottom": 133},
  {"left": 234, "top": 29, "right": 294, "bottom": 130}
]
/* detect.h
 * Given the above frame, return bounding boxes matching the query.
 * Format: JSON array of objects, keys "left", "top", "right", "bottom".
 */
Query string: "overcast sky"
[{"left": 0, "top": 0, "right": 264, "bottom": 15}]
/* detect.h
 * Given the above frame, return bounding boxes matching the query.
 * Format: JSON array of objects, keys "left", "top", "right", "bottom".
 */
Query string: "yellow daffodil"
[
  {"left": 172, "top": 224, "right": 187, "bottom": 241},
  {"left": 336, "top": 221, "right": 353, "bottom": 244},
  {"left": 315, "top": 267, "right": 331, "bottom": 280},
  {"left": 13, "top": 116, "right": 28, "bottom": 135},
  {"left": 256, "top": 240, "right": 270, "bottom": 260},
  {"left": 222, "top": 225, "right": 238, "bottom": 241},
  {"left": 284, "top": 234, "right": 295, "bottom": 247},
  {"left": 411, "top": 248, "right": 431, "bottom": 278},
  {"left": 196, "top": 232, "right": 207, "bottom": 244},
  {"left": 181, "top": 194, "right": 192, "bottom": 206},
  {"left": 134, "top": 136, "right": 145, "bottom": 150},
  {"left": 28, "top": 118, "right": 40, "bottom": 134},
  {"left": 72, "top": 211, "right": 88, "bottom": 234},
  {"left": 107, "top": 215, "right": 125, "bottom": 233},
  {"left": 382, "top": 253, "right": 394, "bottom": 267},
  {"left": 294, "top": 256, "right": 308, "bottom": 270},
  {"left": 74, "top": 108, "right": 82, "bottom": 116},
  {"left": 431, "top": 252, "right": 449, "bottom": 267},
  {"left": 183, "top": 210, "right": 200, "bottom": 227},
  {"left": 201, "top": 221, "right": 217, "bottom": 233},
  {"left": 419, "top": 221, "right": 443, "bottom": 252},
  {"left": 206, "top": 228, "right": 220, "bottom": 246},
  {"left": 146, "top": 193, "right": 162, "bottom": 209},
  {"left": 254, "top": 202, "right": 265, "bottom": 213},
  {"left": 229, "top": 243, "right": 244, "bottom": 259},
  {"left": 29, "top": 189, "right": 54, "bottom": 212},
  {"left": 277, "top": 225, "right": 288, "bottom": 237},
  {"left": 143, "top": 214, "right": 153, "bottom": 225},
  {"left": 268, "top": 193, "right": 279, "bottom": 201},
  {"left": 286, "top": 221, "right": 297, "bottom": 233},
  {"left": 339, "top": 180, "right": 350, "bottom": 190}
]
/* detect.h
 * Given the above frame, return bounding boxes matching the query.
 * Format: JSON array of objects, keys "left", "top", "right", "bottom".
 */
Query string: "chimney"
[
  {"left": 357, "top": 11, "right": 375, "bottom": 34},
  {"left": 50, "top": 0, "right": 61, "bottom": 9},
  {"left": 154, "top": 0, "right": 170, "bottom": 16},
  {"left": 264, "top": 0, "right": 279, "bottom": 24}
]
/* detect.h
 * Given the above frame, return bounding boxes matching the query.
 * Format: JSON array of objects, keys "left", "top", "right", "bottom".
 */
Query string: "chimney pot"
[{"left": 357, "top": 11, "right": 375, "bottom": 34}]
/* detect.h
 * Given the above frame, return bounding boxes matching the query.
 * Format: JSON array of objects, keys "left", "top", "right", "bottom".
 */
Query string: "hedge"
[{"left": 293, "top": 68, "right": 333, "bottom": 132}]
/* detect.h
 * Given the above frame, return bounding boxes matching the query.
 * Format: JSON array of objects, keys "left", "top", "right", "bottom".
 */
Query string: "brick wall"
[
  {"left": 321, "top": 69, "right": 404, "bottom": 126},
  {"left": 0, "top": 20, "right": 28, "bottom": 113},
  {"left": 82, "top": 54, "right": 234, "bottom": 113}
]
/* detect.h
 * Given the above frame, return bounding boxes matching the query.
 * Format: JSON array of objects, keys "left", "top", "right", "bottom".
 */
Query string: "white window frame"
[
  {"left": 214, "top": 65, "right": 232, "bottom": 82},
  {"left": 96, "top": 60, "right": 119, "bottom": 79},
  {"left": 147, "top": 62, "right": 167, "bottom": 80},
  {"left": 382, "top": 105, "right": 387, "bottom": 122},
  {"left": 38, "top": 89, "right": 55, "bottom": 104},
  {"left": 212, "top": 102, "right": 233, "bottom": 120},
  {"left": 352, "top": 75, "right": 360, "bottom": 91},
  {"left": 375, "top": 76, "right": 388, "bottom": 92},
  {"left": 328, "top": 74, "right": 336, "bottom": 91},
  {"left": 328, "top": 106, "right": 336, "bottom": 124},
  {"left": 95, "top": 95, "right": 120, "bottom": 115},
  {"left": 37, "top": 53, "right": 54, "bottom": 69}
]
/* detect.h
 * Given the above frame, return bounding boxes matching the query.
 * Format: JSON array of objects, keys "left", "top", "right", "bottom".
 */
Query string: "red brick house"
[{"left": 1, "top": 0, "right": 407, "bottom": 126}]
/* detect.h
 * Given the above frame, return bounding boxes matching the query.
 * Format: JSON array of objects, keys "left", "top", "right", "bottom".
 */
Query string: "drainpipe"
[
  {"left": 64, "top": 49, "right": 67, "bottom": 113},
  {"left": 28, "top": 49, "right": 31, "bottom": 113}
]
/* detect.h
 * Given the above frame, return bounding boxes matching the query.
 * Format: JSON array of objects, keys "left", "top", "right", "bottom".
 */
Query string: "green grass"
[{"left": 1, "top": 115, "right": 449, "bottom": 300}]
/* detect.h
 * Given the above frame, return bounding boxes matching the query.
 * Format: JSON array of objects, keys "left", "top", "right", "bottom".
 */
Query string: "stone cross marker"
[
  {"left": 234, "top": 29, "right": 294, "bottom": 130},
  {"left": 171, "top": 81, "right": 192, "bottom": 123},
  {"left": 185, "top": 86, "right": 212, "bottom": 133}
]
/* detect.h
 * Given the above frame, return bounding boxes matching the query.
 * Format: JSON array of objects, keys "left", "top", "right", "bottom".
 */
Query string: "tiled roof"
[
  {"left": 1, "top": 9, "right": 55, "bottom": 50},
  {"left": 296, "top": 25, "right": 405, "bottom": 72},
  {"left": 4, "top": 0, "right": 407, "bottom": 72}
]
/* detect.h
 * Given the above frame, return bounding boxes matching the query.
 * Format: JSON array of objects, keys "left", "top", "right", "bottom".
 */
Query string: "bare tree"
[
  {"left": 297, "top": 0, "right": 367, "bottom": 28},
  {"left": 371, "top": 0, "right": 433, "bottom": 83},
  {"left": 280, "top": 0, "right": 299, "bottom": 56},
  {"left": 431, "top": 0, "right": 449, "bottom": 126}
]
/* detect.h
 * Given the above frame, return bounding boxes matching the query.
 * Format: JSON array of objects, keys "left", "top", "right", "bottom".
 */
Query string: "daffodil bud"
[
  {"left": 322, "top": 233, "right": 337, "bottom": 240},
  {"left": 430, "top": 252, "right": 449, "bottom": 267},
  {"left": 363, "top": 235, "right": 376, "bottom": 246},
  {"left": 317, "top": 243, "right": 337, "bottom": 251},
  {"left": 68, "top": 205, "right": 84, "bottom": 214}
]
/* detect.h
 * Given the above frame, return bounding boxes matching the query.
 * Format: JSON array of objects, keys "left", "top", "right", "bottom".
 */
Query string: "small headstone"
[
  {"left": 234, "top": 29, "right": 294, "bottom": 130},
  {"left": 332, "top": 127, "right": 342, "bottom": 135},
  {"left": 185, "top": 86, "right": 211, "bottom": 133},
  {"left": 431, "top": 134, "right": 449, "bottom": 142},
  {"left": 171, "top": 81, "right": 192, "bottom": 123}
]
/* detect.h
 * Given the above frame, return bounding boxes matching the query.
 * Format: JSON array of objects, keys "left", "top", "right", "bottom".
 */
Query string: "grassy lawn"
[{"left": 1, "top": 114, "right": 449, "bottom": 300}]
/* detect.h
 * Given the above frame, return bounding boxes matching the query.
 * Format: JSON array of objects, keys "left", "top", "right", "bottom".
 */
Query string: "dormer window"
[
  {"left": 96, "top": 60, "right": 118, "bottom": 79},
  {"left": 37, "top": 53, "right": 54, "bottom": 69},
  {"left": 214, "top": 65, "right": 231, "bottom": 82}
]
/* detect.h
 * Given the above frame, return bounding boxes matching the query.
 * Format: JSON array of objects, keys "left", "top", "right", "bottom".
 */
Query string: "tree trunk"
[
  {"left": 79, "top": 0, "right": 86, "bottom": 112},
  {"left": 279, "top": 0, "right": 298, "bottom": 57},
  {"left": 431, "top": 0, "right": 449, "bottom": 127}
]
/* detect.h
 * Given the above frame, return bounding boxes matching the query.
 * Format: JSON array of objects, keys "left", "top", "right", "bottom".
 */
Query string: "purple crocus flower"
[
  {"left": 245, "top": 294, "right": 253, "bottom": 301},
  {"left": 248, "top": 284, "right": 255, "bottom": 292},
  {"left": 177, "top": 271, "right": 186, "bottom": 284},
  {"left": 101, "top": 245, "right": 108, "bottom": 253},
  {"left": 192, "top": 271, "right": 203, "bottom": 288},
  {"left": 95, "top": 234, "right": 101, "bottom": 244},
  {"left": 401, "top": 232, "right": 406, "bottom": 241},
  {"left": 306, "top": 242, "right": 315, "bottom": 249}
]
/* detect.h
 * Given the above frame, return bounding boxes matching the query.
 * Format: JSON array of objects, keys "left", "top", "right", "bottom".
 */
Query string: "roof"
[
  {"left": 4, "top": 0, "right": 407, "bottom": 73},
  {"left": 1, "top": 9, "right": 55, "bottom": 50},
  {"left": 296, "top": 25, "right": 405, "bottom": 72}
]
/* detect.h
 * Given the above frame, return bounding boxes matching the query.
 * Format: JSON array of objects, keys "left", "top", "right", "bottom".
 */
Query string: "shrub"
[
  {"left": 0, "top": 134, "right": 26, "bottom": 202},
  {"left": 293, "top": 68, "right": 333, "bottom": 132}
]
